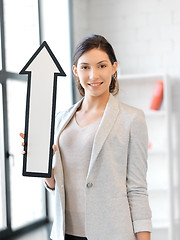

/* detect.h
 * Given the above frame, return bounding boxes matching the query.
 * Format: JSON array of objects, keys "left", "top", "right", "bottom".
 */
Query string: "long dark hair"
[{"left": 73, "top": 34, "right": 119, "bottom": 96}]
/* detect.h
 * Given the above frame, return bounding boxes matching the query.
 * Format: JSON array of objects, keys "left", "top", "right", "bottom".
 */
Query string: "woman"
[{"left": 21, "top": 34, "right": 152, "bottom": 240}]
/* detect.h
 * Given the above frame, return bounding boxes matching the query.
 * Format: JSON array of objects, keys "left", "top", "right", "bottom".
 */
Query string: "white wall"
[{"left": 72, "top": 0, "right": 180, "bottom": 75}]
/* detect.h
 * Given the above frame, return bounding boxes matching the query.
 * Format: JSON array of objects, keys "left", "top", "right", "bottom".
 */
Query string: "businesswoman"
[{"left": 21, "top": 34, "right": 152, "bottom": 240}]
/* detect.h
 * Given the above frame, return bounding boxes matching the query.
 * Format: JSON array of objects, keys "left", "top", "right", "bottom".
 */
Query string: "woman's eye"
[
  {"left": 99, "top": 64, "right": 106, "bottom": 68},
  {"left": 81, "top": 66, "right": 89, "bottom": 70}
]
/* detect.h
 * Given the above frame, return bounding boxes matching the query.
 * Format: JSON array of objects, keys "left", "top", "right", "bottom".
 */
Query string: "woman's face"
[{"left": 73, "top": 48, "right": 117, "bottom": 98}]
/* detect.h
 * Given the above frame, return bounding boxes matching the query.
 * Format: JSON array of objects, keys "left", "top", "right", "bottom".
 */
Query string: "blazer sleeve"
[
  {"left": 44, "top": 111, "right": 64, "bottom": 193},
  {"left": 127, "top": 110, "right": 152, "bottom": 233}
]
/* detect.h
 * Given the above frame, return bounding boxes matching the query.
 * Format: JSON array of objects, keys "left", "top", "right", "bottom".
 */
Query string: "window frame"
[
  {"left": 0, "top": 0, "right": 47, "bottom": 237},
  {"left": 0, "top": 0, "right": 75, "bottom": 238}
]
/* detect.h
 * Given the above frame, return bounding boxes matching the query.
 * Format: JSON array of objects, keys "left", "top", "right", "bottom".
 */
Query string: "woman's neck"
[{"left": 80, "top": 93, "right": 110, "bottom": 113}]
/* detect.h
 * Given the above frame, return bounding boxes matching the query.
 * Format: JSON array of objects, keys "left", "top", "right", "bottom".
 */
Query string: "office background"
[{"left": 0, "top": 0, "right": 180, "bottom": 239}]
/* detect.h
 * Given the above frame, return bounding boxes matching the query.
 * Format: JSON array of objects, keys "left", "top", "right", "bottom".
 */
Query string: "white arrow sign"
[{"left": 20, "top": 41, "right": 66, "bottom": 178}]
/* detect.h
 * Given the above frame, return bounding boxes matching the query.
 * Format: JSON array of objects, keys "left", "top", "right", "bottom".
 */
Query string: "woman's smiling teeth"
[{"left": 88, "top": 82, "right": 103, "bottom": 86}]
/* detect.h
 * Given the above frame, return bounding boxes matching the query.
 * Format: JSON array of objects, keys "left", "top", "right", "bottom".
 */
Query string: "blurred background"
[{"left": 0, "top": 0, "right": 180, "bottom": 239}]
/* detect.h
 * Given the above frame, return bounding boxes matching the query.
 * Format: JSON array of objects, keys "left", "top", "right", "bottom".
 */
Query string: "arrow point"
[{"left": 19, "top": 41, "right": 66, "bottom": 77}]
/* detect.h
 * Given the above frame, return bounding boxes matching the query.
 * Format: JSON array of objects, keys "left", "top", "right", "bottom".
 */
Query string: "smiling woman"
[{"left": 44, "top": 34, "right": 152, "bottom": 240}]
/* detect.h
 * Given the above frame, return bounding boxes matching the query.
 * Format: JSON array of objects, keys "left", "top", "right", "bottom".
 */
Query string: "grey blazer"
[{"left": 47, "top": 94, "right": 152, "bottom": 240}]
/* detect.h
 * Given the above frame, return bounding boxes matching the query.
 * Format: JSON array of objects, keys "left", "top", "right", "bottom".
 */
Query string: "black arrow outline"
[{"left": 20, "top": 41, "right": 66, "bottom": 178}]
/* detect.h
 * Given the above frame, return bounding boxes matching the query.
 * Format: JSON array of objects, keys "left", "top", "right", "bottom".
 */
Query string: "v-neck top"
[{"left": 59, "top": 115, "right": 101, "bottom": 237}]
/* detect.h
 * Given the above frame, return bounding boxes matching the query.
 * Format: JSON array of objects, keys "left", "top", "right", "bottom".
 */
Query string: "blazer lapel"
[
  {"left": 53, "top": 98, "right": 84, "bottom": 204},
  {"left": 87, "top": 94, "right": 120, "bottom": 175},
  {"left": 53, "top": 98, "right": 83, "bottom": 171},
  {"left": 55, "top": 98, "right": 84, "bottom": 143}
]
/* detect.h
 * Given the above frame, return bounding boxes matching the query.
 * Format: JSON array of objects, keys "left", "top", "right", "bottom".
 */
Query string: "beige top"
[{"left": 59, "top": 115, "right": 101, "bottom": 237}]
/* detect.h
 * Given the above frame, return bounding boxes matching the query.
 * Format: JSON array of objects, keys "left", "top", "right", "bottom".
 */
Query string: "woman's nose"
[{"left": 89, "top": 68, "right": 99, "bottom": 80}]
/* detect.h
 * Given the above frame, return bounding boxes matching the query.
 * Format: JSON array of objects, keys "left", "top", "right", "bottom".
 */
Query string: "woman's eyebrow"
[
  {"left": 79, "top": 60, "right": 108, "bottom": 65},
  {"left": 79, "top": 62, "right": 89, "bottom": 65},
  {"left": 97, "top": 60, "right": 108, "bottom": 64}
]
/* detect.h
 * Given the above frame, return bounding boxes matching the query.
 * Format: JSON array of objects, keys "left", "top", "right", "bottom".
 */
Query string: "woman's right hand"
[
  {"left": 19, "top": 132, "right": 58, "bottom": 156},
  {"left": 46, "top": 145, "right": 57, "bottom": 190},
  {"left": 19, "top": 132, "right": 26, "bottom": 154},
  {"left": 19, "top": 132, "right": 57, "bottom": 190}
]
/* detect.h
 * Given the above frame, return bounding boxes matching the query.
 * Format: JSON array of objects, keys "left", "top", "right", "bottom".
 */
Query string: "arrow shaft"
[{"left": 26, "top": 73, "right": 55, "bottom": 173}]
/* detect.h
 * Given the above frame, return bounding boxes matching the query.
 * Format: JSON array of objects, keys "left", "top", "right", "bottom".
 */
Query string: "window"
[
  {"left": 4, "top": 0, "right": 39, "bottom": 72},
  {"left": 0, "top": 27, "right": 2, "bottom": 70},
  {"left": 0, "top": 84, "right": 6, "bottom": 231},
  {"left": 7, "top": 79, "right": 46, "bottom": 230},
  {"left": 39, "top": 0, "right": 73, "bottom": 112},
  {"left": 0, "top": 0, "right": 73, "bottom": 238}
]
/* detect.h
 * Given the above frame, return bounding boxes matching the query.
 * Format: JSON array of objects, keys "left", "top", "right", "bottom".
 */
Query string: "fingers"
[
  {"left": 20, "top": 134, "right": 57, "bottom": 156},
  {"left": 52, "top": 144, "right": 58, "bottom": 155},
  {"left": 20, "top": 133, "right": 26, "bottom": 154},
  {"left": 51, "top": 168, "right": 54, "bottom": 177},
  {"left": 53, "top": 145, "right": 58, "bottom": 151},
  {"left": 19, "top": 132, "right": 24, "bottom": 139}
]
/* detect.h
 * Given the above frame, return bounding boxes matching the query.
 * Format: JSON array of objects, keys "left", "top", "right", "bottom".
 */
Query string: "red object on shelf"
[
  {"left": 148, "top": 142, "right": 152, "bottom": 150},
  {"left": 149, "top": 81, "right": 164, "bottom": 110}
]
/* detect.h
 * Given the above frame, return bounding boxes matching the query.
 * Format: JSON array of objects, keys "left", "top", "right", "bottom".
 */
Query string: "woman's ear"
[
  {"left": 112, "top": 62, "right": 118, "bottom": 75},
  {"left": 72, "top": 65, "right": 78, "bottom": 77}
]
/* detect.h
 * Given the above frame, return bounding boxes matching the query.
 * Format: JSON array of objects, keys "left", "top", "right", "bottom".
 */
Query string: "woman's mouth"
[{"left": 88, "top": 82, "right": 103, "bottom": 87}]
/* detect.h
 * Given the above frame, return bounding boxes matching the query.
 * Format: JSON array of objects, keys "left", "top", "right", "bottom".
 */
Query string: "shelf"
[
  {"left": 152, "top": 219, "right": 170, "bottom": 229},
  {"left": 148, "top": 149, "right": 167, "bottom": 155},
  {"left": 145, "top": 110, "right": 166, "bottom": 117},
  {"left": 118, "top": 73, "right": 166, "bottom": 81},
  {"left": 117, "top": 73, "right": 174, "bottom": 239},
  {"left": 148, "top": 186, "right": 168, "bottom": 192}
]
